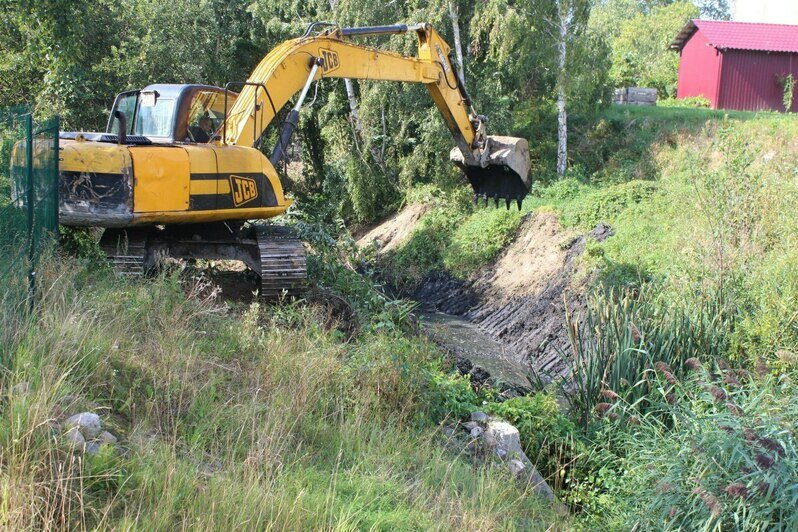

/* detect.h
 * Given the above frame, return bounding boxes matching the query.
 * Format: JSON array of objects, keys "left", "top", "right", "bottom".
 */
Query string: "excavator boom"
[{"left": 224, "top": 23, "right": 530, "bottom": 205}]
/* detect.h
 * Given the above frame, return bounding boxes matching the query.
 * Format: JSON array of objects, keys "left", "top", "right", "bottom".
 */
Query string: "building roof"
[{"left": 670, "top": 20, "right": 798, "bottom": 53}]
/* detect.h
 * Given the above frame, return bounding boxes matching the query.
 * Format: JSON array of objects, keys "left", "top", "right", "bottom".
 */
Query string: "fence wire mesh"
[{"left": 1, "top": 108, "right": 60, "bottom": 305}]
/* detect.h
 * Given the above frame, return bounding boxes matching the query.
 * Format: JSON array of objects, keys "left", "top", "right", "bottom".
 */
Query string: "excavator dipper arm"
[{"left": 223, "top": 23, "right": 530, "bottom": 205}]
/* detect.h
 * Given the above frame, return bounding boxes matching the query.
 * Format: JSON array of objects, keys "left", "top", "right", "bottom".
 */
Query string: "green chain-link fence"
[{"left": 1, "top": 108, "right": 60, "bottom": 307}]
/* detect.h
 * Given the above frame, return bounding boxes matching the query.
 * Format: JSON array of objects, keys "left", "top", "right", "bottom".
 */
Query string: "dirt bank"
[{"left": 361, "top": 208, "right": 595, "bottom": 382}]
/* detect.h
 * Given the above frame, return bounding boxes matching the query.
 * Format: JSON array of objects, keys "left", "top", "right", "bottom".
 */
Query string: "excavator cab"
[{"left": 104, "top": 84, "right": 235, "bottom": 144}]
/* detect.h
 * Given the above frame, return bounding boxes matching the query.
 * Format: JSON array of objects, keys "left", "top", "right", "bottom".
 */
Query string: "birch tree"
[
  {"left": 551, "top": 0, "right": 590, "bottom": 176},
  {"left": 448, "top": 1, "right": 465, "bottom": 87}
]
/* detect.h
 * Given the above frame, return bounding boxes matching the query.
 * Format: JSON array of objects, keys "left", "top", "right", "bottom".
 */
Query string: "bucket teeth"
[
  {"left": 505, "top": 197, "right": 511, "bottom": 210},
  {"left": 516, "top": 197, "right": 523, "bottom": 211},
  {"left": 493, "top": 195, "right": 499, "bottom": 208}
]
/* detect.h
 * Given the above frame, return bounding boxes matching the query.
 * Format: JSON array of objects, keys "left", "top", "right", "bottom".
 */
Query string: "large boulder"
[{"left": 64, "top": 412, "right": 102, "bottom": 439}]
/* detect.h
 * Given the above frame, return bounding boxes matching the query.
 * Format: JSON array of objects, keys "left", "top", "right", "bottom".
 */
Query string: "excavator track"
[
  {"left": 99, "top": 228, "right": 149, "bottom": 277},
  {"left": 256, "top": 225, "right": 307, "bottom": 300},
  {"left": 98, "top": 224, "right": 307, "bottom": 301}
]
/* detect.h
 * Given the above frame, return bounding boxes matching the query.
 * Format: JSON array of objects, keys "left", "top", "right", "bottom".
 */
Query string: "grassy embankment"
[
  {"left": 0, "top": 255, "right": 559, "bottom": 529},
  {"left": 378, "top": 104, "right": 798, "bottom": 529}
]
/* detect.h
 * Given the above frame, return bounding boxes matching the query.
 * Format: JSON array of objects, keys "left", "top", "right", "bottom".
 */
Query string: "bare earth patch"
[{"left": 356, "top": 203, "right": 432, "bottom": 253}]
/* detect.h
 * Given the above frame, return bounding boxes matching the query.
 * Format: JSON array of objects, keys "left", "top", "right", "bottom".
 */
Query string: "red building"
[{"left": 670, "top": 20, "right": 798, "bottom": 112}]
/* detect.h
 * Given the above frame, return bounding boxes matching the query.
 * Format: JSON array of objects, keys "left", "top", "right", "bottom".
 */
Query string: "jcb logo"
[
  {"left": 320, "top": 48, "right": 340, "bottom": 73},
  {"left": 230, "top": 175, "right": 259, "bottom": 207}
]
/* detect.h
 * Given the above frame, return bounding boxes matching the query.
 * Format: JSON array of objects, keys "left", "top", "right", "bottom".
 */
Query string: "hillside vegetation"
[
  {"left": 372, "top": 105, "right": 798, "bottom": 528},
  {"left": 1, "top": 260, "right": 557, "bottom": 529}
]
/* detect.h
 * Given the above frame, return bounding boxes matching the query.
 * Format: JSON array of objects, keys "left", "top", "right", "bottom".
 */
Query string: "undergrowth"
[{"left": 0, "top": 258, "right": 556, "bottom": 529}]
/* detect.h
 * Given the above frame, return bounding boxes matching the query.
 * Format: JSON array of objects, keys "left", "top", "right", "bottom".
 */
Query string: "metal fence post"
[
  {"left": 53, "top": 116, "right": 60, "bottom": 243},
  {"left": 25, "top": 113, "right": 35, "bottom": 306}
]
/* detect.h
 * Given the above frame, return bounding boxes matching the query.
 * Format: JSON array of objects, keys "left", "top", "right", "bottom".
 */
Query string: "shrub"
[
  {"left": 442, "top": 208, "right": 523, "bottom": 278},
  {"left": 561, "top": 180, "right": 658, "bottom": 229}
]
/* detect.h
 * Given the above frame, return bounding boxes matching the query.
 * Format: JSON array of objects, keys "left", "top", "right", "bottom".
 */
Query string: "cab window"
[{"left": 186, "top": 90, "right": 235, "bottom": 143}]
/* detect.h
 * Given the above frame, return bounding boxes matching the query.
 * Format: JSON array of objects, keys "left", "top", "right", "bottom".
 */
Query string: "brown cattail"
[
  {"left": 726, "top": 402, "right": 744, "bottom": 417},
  {"left": 608, "top": 412, "right": 620, "bottom": 421},
  {"left": 601, "top": 389, "right": 620, "bottom": 401},
  {"left": 666, "top": 393, "right": 677, "bottom": 405},
  {"left": 684, "top": 357, "right": 703, "bottom": 371},
  {"left": 719, "top": 425, "right": 735, "bottom": 434},
  {"left": 755, "top": 452, "right": 775, "bottom": 469},
  {"left": 628, "top": 415, "right": 640, "bottom": 426},
  {"left": 692, "top": 487, "right": 722, "bottom": 518},
  {"left": 755, "top": 358, "right": 769, "bottom": 378},
  {"left": 723, "top": 372, "right": 741, "bottom": 387},
  {"left": 657, "top": 481, "right": 674, "bottom": 493},
  {"left": 717, "top": 358, "right": 730, "bottom": 371},
  {"left": 758, "top": 436, "right": 784, "bottom": 456},
  {"left": 595, "top": 402, "right": 612, "bottom": 416},
  {"left": 655, "top": 361, "right": 673, "bottom": 373},
  {"left": 757, "top": 482, "right": 771, "bottom": 496},
  {"left": 724, "top": 483, "right": 749, "bottom": 499},
  {"left": 629, "top": 322, "right": 642, "bottom": 343},
  {"left": 743, "top": 428, "right": 758, "bottom": 442},
  {"left": 709, "top": 386, "right": 727, "bottom": 402}
]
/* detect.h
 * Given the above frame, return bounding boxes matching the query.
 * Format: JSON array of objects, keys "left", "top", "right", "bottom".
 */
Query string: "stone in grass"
[
  {"left": 98, "top": 431, "right": 118, "bottom": 445},
  {"left": 462, "top": 421, "right": 480, "bottom": 431},
  {"left": 64, "top": 412, "right": 102, "bottom": 439},
  {"left": 484, "top": 421, "right": 524, "bottom": 457},
  {"left": 470, "top": 411, "right": 489, "bottom": 424},
  {"left": 64, "top": 426, "right": 86, "bottom": 448},
  {"left": 508, "top": 459, "right": 526, "bottom": 476},
  {"left": 85, "top": 442, "right": 102, "bottom": 456},
  {"left": 470, "top": 426, "right": 484, "bottom": 438}
]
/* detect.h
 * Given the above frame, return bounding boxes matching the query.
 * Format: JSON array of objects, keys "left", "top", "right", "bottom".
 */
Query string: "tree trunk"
[
  {"left": 448, "top": 1, "right": 465, "bottom": 87},
  {"left": 327, "top": 0, "right": 367, "bottom": 144},
  {"left": 556, "top": 1, "right": 569, "bottom": 177}
]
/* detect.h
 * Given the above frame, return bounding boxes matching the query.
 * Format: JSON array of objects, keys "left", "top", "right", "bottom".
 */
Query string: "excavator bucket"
[{"left": 450, "top": 136, "right": 531, "bottom": 209}]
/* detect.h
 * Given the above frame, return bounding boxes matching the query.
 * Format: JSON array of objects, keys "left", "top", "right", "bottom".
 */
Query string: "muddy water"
[{"left": 421, "top": 312, "right": 532, "bottom": 389}]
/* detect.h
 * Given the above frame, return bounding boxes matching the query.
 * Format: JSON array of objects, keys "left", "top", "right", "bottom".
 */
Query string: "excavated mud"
[{"left": 361, "top": 210, "right": 598, "bottom": 383}]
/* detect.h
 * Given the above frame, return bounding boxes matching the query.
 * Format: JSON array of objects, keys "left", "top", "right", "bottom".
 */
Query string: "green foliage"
[
  {"left": 443, "top": 208, "right": 523, "bottom": 278},
  {"left": 779, "top": 73, "right": 796, "bottom": 113},
  {"left": 658, "top": 96, "right": 711, "bottom": 108},
  {"left": 561, "top": 180, "right": 658, "bottom": 229},
  {"left": 586, "top": 369, "right": 798, "bottom": 530},
  {"left": 428, "top": 372, "right": 478, "bottom": 422},
  {"left": 0, "top": 260, "right": 555, "bottom": 529},
  {"left": 608, "top": 1, "right": 699, "bottom": 98}
]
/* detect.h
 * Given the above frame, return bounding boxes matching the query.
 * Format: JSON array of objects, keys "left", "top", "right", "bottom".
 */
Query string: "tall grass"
[
  {"left": 564, "top": 285, "right": 734, "bottom": 427},
  {"left": 0, "top": 259, "right": 557, "bottom": 529}
]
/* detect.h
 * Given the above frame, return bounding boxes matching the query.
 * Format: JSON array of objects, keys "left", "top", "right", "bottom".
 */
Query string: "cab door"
[{"left": 183, "top": 144, "right": 221, "bottom": 212}]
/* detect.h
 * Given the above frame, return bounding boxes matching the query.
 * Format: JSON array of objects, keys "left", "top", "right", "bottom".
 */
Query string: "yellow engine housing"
[{"left": 58, "top": 138, "right": 290, "bottom": 227}]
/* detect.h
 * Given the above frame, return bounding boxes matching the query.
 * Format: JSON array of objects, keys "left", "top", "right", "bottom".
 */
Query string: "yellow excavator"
[{"left": 30, "top": 22, "right": 530, "bottom": 298}]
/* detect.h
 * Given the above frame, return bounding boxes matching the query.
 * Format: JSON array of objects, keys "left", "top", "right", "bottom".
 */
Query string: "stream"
[{"left": 420, "top": 312, "right": 532, "bottom": 389}]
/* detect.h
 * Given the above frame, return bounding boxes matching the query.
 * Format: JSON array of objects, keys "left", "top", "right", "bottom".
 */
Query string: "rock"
[
  {"left": 470, "top": 426, "right": 484, "bottom": 438},
  {"left": 462, "top": 421, "right": 480, "bottom": 431},
  {"left": 495, "top": 448, "right": 508, "bottom": 460},
  {"left": 64, "top": 427, "right": 85, "bottom": 448},
  {"left": 98, "top": 431, "right": 118, "bottom": 445},
  {"left": 591, "top": 222, "right": 614, "bottom": 242},
  {"left": 85, "top": 442, "right": 102, "bottom": 456},
  {"left": 470, "top": 411, "right": 489, "bottom": 424},
  {"left": 10, "top": 381, "right": 29, "bottom": 397},
  {"left": 64, "top": 412, "right": 102, "bottom": 439},
  {"left": 484, "top": 421, "right": 524, "bottom": 458},
  {"left": 508, "top": 458, "right": 526, "bottom": 476}
]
